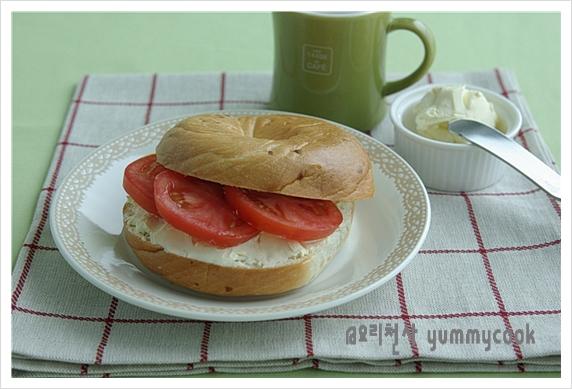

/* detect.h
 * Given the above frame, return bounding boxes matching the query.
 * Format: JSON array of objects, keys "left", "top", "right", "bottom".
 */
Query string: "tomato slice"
[
  {"left": 223, "top": 187, "right": 343, "bottom": 241},
  {"left": 123, "top": 154, "right": 167, "bottom": 215},
  {"left": 154, "top": 171, "right": 259, "bottom": 248}
]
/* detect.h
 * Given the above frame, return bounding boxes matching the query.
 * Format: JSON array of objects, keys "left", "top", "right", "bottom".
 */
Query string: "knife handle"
[{"left": 449, "top": 120, "right": 560, "bottom": 200}]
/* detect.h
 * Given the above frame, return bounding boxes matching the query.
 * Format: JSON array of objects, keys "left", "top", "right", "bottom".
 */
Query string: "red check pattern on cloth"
[{"left": 12, "top": 70, "right": 560, "bottom": 377}]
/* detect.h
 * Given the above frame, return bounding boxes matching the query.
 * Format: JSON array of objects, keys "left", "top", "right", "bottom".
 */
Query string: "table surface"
[{"left": 12, "top": 12, "right": 561, "bottom": 378}]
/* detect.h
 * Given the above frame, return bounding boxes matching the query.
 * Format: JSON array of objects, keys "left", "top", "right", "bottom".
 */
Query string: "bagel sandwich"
[{"left": 122, "top": 114, "right": 374, "bottom": 296}]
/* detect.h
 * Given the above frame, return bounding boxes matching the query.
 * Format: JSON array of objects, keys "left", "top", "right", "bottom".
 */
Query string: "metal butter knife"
[{"left": 448, "top": 119, "right": 561, "bottom": 200}]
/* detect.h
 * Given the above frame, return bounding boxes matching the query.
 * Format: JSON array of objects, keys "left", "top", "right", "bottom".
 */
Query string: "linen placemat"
[{"left": 12, "top": 69, "right": 561, "bottom": 377}]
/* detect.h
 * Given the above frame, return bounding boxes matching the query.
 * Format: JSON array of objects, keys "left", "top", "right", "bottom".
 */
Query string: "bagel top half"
[{"left": 155, "top": 114, "right": 374, "bottom": 201}]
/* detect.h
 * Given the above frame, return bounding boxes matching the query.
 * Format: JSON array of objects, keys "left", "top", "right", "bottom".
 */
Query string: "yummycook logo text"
[{"left": 345, "top": 322, "right": 535, "bottom": 353}]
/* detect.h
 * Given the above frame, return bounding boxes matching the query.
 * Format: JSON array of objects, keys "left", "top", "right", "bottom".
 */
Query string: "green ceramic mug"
[{"left": 269, "top": 12, "right": 436, "bottom": 132}]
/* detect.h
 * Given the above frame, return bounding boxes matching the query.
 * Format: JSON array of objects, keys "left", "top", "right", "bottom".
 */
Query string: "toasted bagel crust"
[{"left": 156, "top": 114, "right": 374, "bottom": 201}]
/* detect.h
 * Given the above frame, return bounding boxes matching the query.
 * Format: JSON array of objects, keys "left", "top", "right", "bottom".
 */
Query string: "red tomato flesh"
[
  {"left": 123, "top": 154, "right": 167, "bottom": 215},
  {"left": 223, "top": 187, "right": 343, "bottom": 241},
  {"left": 154, "top": 171, "right": 259, "bottom": 248}
]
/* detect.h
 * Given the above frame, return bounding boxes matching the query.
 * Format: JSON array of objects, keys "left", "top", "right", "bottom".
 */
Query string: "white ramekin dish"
[{"left": 390, "top": 84, "right": 522, "bottom": 192}]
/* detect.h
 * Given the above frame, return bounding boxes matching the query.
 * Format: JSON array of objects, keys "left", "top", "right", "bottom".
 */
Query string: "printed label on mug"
[{"left": 302, "top": 44, "right": 333, "bottom": 75}]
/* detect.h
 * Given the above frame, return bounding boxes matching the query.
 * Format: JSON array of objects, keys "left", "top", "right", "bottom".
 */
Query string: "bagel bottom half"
[{"left": 122, "top": 200, "right": 354, "bottom": 297}]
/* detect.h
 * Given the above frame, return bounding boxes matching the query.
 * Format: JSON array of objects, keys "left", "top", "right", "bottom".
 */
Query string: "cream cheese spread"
[{"left": 124, "top": 198, "right": 353, "bottom": 269}]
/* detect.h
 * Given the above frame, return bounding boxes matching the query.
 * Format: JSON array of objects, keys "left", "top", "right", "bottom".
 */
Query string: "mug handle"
[{"left": 382, "top": 18, "right": 436, "bottom": 97}]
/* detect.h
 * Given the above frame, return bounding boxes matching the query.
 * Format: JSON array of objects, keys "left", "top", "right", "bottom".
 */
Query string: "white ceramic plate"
[{"left": 50, "top": 110, "right": 430, "bottom": 322}]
